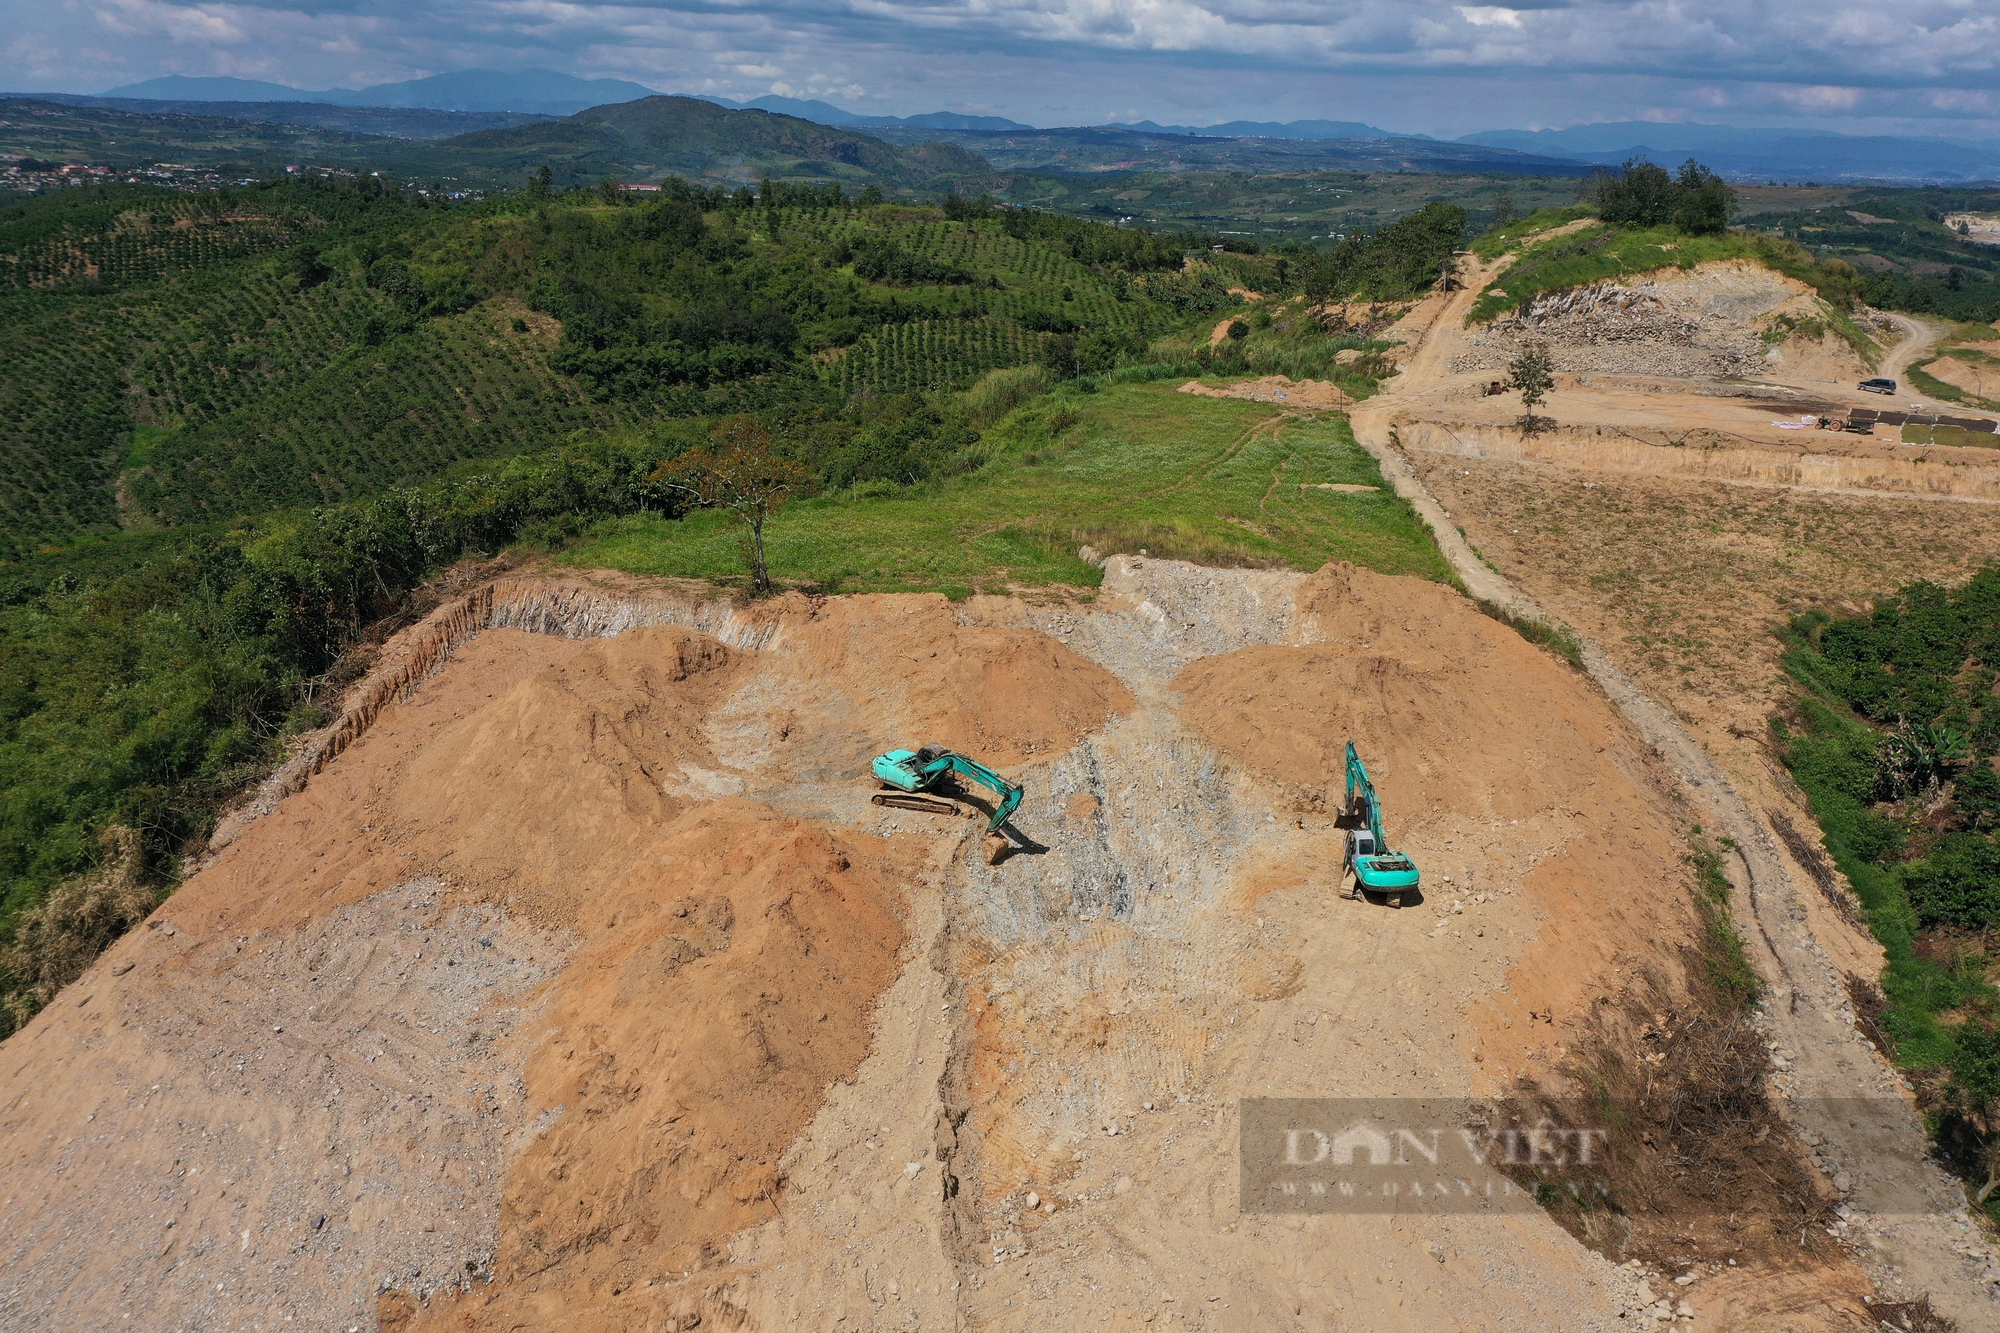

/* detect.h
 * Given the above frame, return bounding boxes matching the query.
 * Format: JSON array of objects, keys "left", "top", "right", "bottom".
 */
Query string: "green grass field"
[{"left": 561, "top": 382, "right": 1452, "bottom": 596}]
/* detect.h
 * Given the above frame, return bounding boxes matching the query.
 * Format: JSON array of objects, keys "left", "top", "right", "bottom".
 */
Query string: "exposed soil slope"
[{"left": 0, "top": 552, "right": 1784, "bottom": 1331}]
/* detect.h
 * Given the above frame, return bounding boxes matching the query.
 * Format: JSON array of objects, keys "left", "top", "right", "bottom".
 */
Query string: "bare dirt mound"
[
  {"left": 1177, "top": 375, "right": 1350, "bottom": 408},
  {"left": 1175, "top": 560, "right": 1694, "bottom": 1073},
  {"left": 391, "top": 625, "right": 742, "bottom": 921},
  {"left": 1457, "top": 260, "right": 1874, "bottom": 383},
  {"left": 0, "top": 585, "right": 1135, "bottom": 1333},
  {"left": 415, "top": 802, "right": 911, "bottom": 1333},
  {"left": 711, "top": 592, "right": 1136, "bottom": 782}
]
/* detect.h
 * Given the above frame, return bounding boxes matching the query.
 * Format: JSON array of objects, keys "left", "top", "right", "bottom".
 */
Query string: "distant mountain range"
[
  {"left": 43, "top": 70, "right": 2000, "bottom": 183},
  {"left": 103, "top": 69, "right": 659, "bottom": 117},
  {"left": 1100, "top": 118, "right": 1412, "bottom": 140},
  {"left": 0, "top": 93, "right": 990, "bottom": 194},
  {"left": 694, "top": 95, "right": 1034, "bottom": 133},
  {"left": 1460, "top": 122, "right": 2000, "bottom": 184},
  {"left": 19, "top": 93, "right": 549, "bottom": 140}
]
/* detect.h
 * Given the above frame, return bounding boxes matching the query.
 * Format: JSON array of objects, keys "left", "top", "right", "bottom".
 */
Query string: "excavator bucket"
[{"left": 981, "top": 831, "right": 1010, "bottom": 865}]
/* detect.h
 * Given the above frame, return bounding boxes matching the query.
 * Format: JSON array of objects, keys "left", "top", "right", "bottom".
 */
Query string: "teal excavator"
[
  {"left": 1343, "top": 741, "right": 1420, "bottom": 905},
  {"left": 870, "top": 744, "right": 1021, "bottom": 864}
]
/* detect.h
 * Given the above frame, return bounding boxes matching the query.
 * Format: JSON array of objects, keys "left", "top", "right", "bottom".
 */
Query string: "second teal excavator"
[
  {"left": 1342, "top": 741, "right": 1421, "bottom": 905},
  {"left": 870, "top": 743, "right": 1021, "bottom": 865}
]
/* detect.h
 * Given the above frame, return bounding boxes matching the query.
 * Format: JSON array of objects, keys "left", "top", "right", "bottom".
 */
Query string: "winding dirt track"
[
  {"left": 1352, "top": 267, "right": 1998, "bottom": 1326},
  {"left": 1875, "top": 311, "right": 1958, "bottom": 408}
]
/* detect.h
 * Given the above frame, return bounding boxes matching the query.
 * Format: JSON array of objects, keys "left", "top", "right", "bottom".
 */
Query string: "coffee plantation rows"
[
  {"left": 0, "top": 289, "right": 139, "bottom": 542},
  {"left": 832, "top": 317, "right": 1051, "bottom": 396},
  {"left": 131, "top": 304, "right": 629, "bottom": 524},
  {"left": 129, "top": 272, "right": 387, "bottom": 429},
  {"left": 1, "top": 180, "right": 1284, "bottom": 551},
  {"left": 2, "top": 214, "right": 312, "bottom": 291}
]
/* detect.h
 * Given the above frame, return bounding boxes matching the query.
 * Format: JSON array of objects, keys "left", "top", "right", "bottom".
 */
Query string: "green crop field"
[
  {"left": 560, "top": 381, "right": 1452, "bottom": 595},
  {"left": 0, "top": 182, "right": 1258, "bottom": 552}
]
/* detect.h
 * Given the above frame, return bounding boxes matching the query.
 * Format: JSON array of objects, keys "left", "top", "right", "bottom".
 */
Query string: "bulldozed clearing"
[{"left": 0, "top": 550, "right": 1832, "bottom": 1331}]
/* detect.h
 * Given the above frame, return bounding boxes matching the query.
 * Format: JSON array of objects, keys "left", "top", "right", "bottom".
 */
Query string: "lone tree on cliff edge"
[
  {"left": 1507, "top": 343, "right": 1555, "bottom": 434},
  {"left": 652, "top": 417, "right": 810, "bottom": 594}
]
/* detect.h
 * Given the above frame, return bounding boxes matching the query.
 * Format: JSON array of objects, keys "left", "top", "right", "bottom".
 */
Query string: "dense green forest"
[{"left": 1779, "top": 570, "right": 2000, "bottom": 1211}]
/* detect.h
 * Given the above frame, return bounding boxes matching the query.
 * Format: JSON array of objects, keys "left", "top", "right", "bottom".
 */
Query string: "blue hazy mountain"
[
  {"left": 695, "top": 94, "right": 1032, "bottom": 132},
  {"left": 711, "top": 100, "right": 1400, "bottom": 139},
  {"left": 101, "top": 75, "right": 313, "bottom": 102},
  {"left": 104, "top": 69, "right": 660, "bottom": 116},
  {"left": 1461, "top": 122, "right": 2000, "bottom": 183}
]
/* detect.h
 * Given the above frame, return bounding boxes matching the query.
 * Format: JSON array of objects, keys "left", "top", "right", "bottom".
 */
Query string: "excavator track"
[{"left": 870, "top": 789, "right": 965, "bottom": 817}]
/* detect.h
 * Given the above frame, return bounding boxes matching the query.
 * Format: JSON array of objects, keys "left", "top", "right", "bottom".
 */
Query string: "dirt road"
[{"left": 1876, "top": 311, "right": 1958, "bottom": 408}]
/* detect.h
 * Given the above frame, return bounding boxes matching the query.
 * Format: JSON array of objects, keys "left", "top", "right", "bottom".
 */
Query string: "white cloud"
[
  {"left": 3, "top": 0, "right": 1996, "bottom": 138},
  {"left": 1775, "top": 84, "right": 1862, "bottom": 111},
  {"left": 93, "top": 0, "right": 247, "bottom": 45}
]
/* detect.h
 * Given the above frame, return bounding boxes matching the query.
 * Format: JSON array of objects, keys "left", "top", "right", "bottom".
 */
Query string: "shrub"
[
  {"left": 1904, "top": 835, "right": 2000, "bottom": 930},
  {"left": 1299, "top": 202, "right": 1468, "bottom": 303},
  {"left": 963, "top": 364, "right": 1055, "bottom": 424},
  {"left": 0, "top": 827, "right": 154, "bottom": 1029}
]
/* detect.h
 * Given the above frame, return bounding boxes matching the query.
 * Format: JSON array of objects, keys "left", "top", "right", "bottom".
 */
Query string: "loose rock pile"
[{"left": 1457, "top": 272, "right": 1785, "bottom": 380}]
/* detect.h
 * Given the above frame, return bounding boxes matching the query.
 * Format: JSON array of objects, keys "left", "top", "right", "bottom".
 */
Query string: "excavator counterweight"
[{"left": 870, "top": 743, "right": 1022, "bottom": 864}]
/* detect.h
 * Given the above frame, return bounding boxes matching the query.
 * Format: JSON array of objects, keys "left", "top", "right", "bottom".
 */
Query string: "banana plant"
[{"left": 1877, "top": 718, "right": 1971, "bottom": 800}]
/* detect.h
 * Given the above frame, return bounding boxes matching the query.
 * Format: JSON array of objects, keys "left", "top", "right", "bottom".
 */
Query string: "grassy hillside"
[
  {"left": 565, "top": 380, "right": 1450, "bottom": 594},
  {"left": 0, "top": 179, "right": 1229, "bottom": 550}
]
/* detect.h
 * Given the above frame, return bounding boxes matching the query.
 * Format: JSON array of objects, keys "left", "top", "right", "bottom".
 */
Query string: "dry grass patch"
[{"left": 1413, "top": 455, "right": 2000, "bottom": 738}]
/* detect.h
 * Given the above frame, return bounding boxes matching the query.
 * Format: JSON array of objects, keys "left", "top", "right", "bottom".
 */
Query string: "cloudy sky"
[{"left": 6, "top": 0, "right": 1999, "bottom": 139}]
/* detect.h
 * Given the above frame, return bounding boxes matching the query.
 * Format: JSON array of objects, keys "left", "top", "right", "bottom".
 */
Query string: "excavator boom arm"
[
  {"left": 924, "top": 754, "right": 1023, "bottom": 834},
  {"left": 1344, "top": 741, "right": 1389, "bottom": 848}
]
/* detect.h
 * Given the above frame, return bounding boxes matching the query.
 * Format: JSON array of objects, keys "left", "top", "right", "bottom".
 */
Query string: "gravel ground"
[{"left": 0, "top": 878, "right": 572, "bottom": 1332}]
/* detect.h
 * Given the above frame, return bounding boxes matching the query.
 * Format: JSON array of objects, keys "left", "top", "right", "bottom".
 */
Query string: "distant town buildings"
[{"left": 2, "top": 159, "right": 481, "bottom": 199}]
